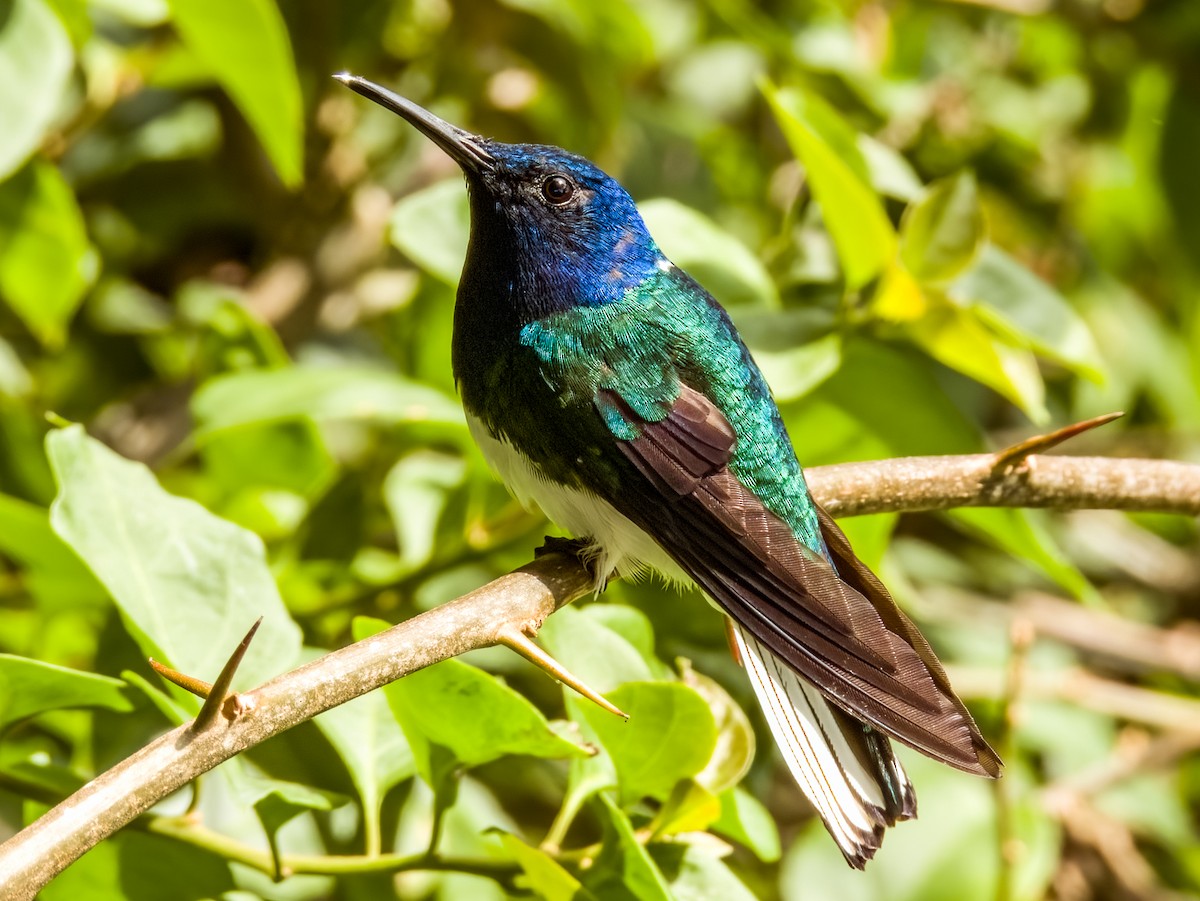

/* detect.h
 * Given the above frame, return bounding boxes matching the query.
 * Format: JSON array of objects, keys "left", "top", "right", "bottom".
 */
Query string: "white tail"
[{"left": 732, "top": 623, "right": 917, "bottom": 867}]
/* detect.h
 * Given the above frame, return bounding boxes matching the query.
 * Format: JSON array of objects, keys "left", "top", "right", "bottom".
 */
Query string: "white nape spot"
[{"left": 656, "top": 259, "right": 674, "bottom": 272}]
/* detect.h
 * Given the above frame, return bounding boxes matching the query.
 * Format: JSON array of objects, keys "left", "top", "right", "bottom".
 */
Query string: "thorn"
[
  {"left": 992, "top": 412, "right": 1124, "bottom": 470},
  {"left": 498, "top": 627, "right": 628, "bottom": 719},
  {"left": 149, "top": 658, "right": 213, "bottom": 699},
  {"left": 193, "top": 617, "right": 263, "bottom": 733}
]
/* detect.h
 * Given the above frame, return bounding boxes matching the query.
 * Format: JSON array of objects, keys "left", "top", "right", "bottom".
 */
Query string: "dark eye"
[{"left": 542, "top": 175, "right": 575, "bottom": 205}]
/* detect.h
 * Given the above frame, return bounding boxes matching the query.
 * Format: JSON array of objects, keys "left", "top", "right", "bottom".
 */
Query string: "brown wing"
[{"left": 601, "top": 385, "right": 1000, "bottom": 777}]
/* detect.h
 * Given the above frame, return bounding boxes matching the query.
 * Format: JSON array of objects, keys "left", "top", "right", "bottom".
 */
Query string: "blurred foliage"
[{"left": 1, "top": 0, "right": 1199, "bottom": 899}]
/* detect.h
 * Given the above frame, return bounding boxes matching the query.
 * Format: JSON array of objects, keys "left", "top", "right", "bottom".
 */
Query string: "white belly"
[{"left": 467, "top": 414, "right": 689, "bottom": 588}]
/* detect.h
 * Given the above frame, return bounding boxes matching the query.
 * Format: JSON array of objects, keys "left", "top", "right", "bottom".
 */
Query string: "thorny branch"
[{"left": 0, "top": 447, "right": 1198, "bottom": 898}]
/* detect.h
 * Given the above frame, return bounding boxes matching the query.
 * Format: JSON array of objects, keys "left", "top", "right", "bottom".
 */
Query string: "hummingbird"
[{"left": 336, "top": 73, "right": 1002, "bottom": 867}]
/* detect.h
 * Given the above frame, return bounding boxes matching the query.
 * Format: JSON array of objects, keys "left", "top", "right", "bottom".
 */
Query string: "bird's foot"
[{"left": 535, "top": 536, "right": 607, "bottom": 590}]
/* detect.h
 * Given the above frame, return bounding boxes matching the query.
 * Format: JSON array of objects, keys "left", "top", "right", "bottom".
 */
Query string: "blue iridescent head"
[{"left": 337, "top": 74, "right": 665, "bottom": 320}]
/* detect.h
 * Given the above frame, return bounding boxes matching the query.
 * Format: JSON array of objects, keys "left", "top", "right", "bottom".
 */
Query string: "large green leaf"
[
  {"left": 0, "top": 0, "right": 72, "bottom": 180},
  {"left": 47, "top": 425, "right": 302, "bottom": 708},
  {"left": 952, "top": 245, "right": 1103, "bottom": 380},
  {"left": 640, "top": 198, "right": 779, "bottom": 308},
  {"left": 369, "top": 619, "right": 588, "bottom": 774},
  {"left": 712, "top": 787, "right": 780, "bottom": 863},
  {"left": 900, "top": 172, "right": 985, "bottom": 285},
  {"left": 906, "top": 296, "right": 1048, "bottom": 423},
  {"left": 763, "top": 82, "right": 896, "bottom": 289},
  {"left": 0, "top": 655, "right": 131, "bottom": 732},
  {"left": 497, "top": 832, "right": 599, "bottom": 901},
  {"left": 584, "top": 794, "right": 673, "bottom": 901},
  {"left": 0, "top": 162, "right": 98, "bottom": 347},
  {"left": 384, "top": 451, "right": 468, "bottom": 573},
  {"left": 191, "top": 365, "right": 465, "bottom": 437},
  {"left": 312, "top": 633, "right": 414, "bottom": 856},
  {"left": 389, "top": 178, "right": 471, "bottom": 284},
  {"left": 580, "top": 681, "right": 718, "bottom": 806},
  {"left": 165, "top": 0, "right": 303, "bottom": 187}
]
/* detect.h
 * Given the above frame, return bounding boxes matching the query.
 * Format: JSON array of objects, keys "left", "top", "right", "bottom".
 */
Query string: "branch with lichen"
[{"left": 1, "top": 434, "right": 1197, "bottom": 899}]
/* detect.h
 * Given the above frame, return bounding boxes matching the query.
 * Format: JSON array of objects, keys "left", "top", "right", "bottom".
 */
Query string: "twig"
[
  {"left": 807, "top": 455, "right": 1200, "bottom": 517},
  {"left": 1, "top": 451, "right": 1198, "bottom": 897}
]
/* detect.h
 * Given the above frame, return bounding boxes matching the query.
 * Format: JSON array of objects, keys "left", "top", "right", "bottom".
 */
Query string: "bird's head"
[{"left": 337, "top": 74, "right": 666, "bottom": 318}]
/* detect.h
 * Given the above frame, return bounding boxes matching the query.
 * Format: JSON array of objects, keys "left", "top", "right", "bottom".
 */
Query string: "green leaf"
[
  {"left": 46, "top": 425, "right": 302, "bottom": 710},
  {"left": 369, "top": 619, "right": 588, "bottom": 773},
  {"left": 947, "top": 507, "right": 1100, "bottom": 605},
  {"left": 384, "top": 451, "right": 468, "bottom": 573},
  {"left": 952, "top": 245, "right": 1103, "bottom": 379},
  {"left": 0, "top": 655, "right": 131, "bottom": 732},
  {"left": 249, "top": 776, "right": 345, "bottom": 876},
  {"left": 680, "top": 664, "right": 754, "bottom": 795},
  {"left": 539, "top": 605, "right": 655, "bottom": 692},
  {"left": 389, "top": 178, "right": 471, "bottom": 284},
  {"left": 751, "top": 331, "right": 842, "bottom": 402},
  {"left": 780, "top": 757, "right": 1058, "bottom": 901},
  {"left": 497, "top": 832, "right": 599, "bottom": 901},
  {"left": 0, "top": 162, "right": 99, "bottom": 347},
  {"left": 0, "top": 491, "right": 104, "bottom": 603},
  {"left": 40, "top": 829, "right": 234, "bottom": 901},
  {"left": 651, "top": 779, "right": 721, "bottom": 837},
  {"left": 0, "top": 0, "right": 72, "bottom": 180},
  {"left": 165, "top": 0, "right": 303, "bottom": 187},
  {"left": 900, "top": 172, "right": 985, "bottom": 284},
  {"left": 584, "top": 794, "right": 673, "bottom": 901},
  {"left": 712, "top": 787, "right": 781, "bottom": 863},
  {"left": 762, "top": 82, "right": 896, "bottom": 289},
  {"left": 651, "top": 842, "right": 759, "bottom": 901},
  {"left": 540, "top": 607, "right": 656, "bottom": 841},
  {"left": 580, "top": 681, "right": 718, "bottom": 806},
  {"left": 312, "top": 643, "right": 414, "bottom": 856},
  {"left": 906, "top": 296, "right": 1048, "bottom": 423},
  {"left": 640, "top": 198, "right": 779, "bottom": 308},
  {"left": 191, "top": 365, "right": 465, "bottom": 437}
]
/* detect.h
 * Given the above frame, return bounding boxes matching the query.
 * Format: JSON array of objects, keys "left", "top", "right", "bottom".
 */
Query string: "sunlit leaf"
[
  {"left": 312, "top": 636, "right": 414, "bottom": 856},
  {"left": 651, "top": 841, "right": 759, "bottom": 901},
  {"left": 389, "top": 178, "right": 470, "bottom": 284},
  {"left": 384, "top": 451, "right": 468, "bottom": 573},
  {"left": 192, "top": 366, "right": 465, "bottom": 437},
  {"left": 712, "top": 788, "right": 781, "bottom": 863},
  {"left": 952, "top": 245, "right": 1103, "bottom": 380},
  {"left": 584, "top": 794, "right": 673, "bottom": 901},
  {"left": 0, "top": 162, "right": 98, "bottom": 348},
  {"left": 0, "top": 0, "right": 72, "bottom": 180},
  {"left": 900, "top": 172, "right": 984, "bottom": 284},
  {"left": 47, "top": 425, "right": 302, "bottom": 710},
  {"left": 906, "top": 297, "right": 1048, "bottom": 422},
  {"left": 0, "top": 655, "right": 131, "bottom": 732},
  {"left": 497, "top": 832, "right": 598, "bottom": 901},
  {"left": 580, "top": 681, "right": 718, "bottom": 806},
  {"left": 165, "top": 0, "right": 303, "bottom": 187},
  {"left": 362, "top": 616, "right": 587, "bottom": 779},
  {"left": 762, "top": 82, "right": 896, "bottom": 289},
  {"left": 641, "top": 198, "right": 779, "bottom": 308}
]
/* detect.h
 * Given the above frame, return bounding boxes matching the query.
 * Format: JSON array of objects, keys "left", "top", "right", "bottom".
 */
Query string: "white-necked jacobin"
[{"left": 337, "top": 73, "right": 1002, "bottom": 868}]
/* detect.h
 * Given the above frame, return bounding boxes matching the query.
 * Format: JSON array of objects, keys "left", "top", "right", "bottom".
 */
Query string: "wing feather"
[{"left": 600, "top": 385, "right": 1000, "bottom": 777}]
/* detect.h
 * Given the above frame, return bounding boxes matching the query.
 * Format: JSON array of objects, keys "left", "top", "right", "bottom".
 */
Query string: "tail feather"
[{"left": 732, "top": 623, "right": 916, "bottom": 868}]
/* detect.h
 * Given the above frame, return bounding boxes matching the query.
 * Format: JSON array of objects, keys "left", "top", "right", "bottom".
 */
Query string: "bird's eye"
[{"left": 542, "top": 175, "right": 575, "bottom": 205}]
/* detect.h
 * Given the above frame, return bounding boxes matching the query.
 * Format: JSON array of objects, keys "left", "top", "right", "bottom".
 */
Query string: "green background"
[{"left": 1, "top": 0, "right": 1198, "bottom": 898}]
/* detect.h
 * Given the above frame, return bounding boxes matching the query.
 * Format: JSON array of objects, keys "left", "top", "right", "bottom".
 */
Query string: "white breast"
[{"left": 466, "top": 414, "right": 689, "bottom": 588}]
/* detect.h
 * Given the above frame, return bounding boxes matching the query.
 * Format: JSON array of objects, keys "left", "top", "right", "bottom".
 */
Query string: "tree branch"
[{"left": 1, "top": 451, "right": 1197, "bottom": 898}]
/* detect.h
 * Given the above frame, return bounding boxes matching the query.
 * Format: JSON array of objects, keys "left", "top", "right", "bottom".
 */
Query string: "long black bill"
[{"left": 333, "top": 73, "right": 494, "bottom": 175}]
